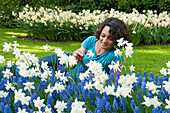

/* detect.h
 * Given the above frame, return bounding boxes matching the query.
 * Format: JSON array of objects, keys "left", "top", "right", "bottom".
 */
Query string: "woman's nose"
[{"left": 103, "top": 37, "right": 107, "bottom": 42}]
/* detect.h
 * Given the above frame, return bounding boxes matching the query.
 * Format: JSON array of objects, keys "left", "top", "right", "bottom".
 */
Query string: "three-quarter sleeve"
[{"left": 81, "top": 36, "right": 95, "bottom": 50}]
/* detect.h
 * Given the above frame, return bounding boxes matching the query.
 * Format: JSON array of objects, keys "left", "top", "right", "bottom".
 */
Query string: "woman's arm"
[{"left": 72, "top": 46, "right": 86, "bottom": 68}]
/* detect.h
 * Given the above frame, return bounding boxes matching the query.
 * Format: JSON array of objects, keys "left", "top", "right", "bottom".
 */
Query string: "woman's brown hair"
[{"left": 94, "top": 17, "right": 129, "bottom": 46}]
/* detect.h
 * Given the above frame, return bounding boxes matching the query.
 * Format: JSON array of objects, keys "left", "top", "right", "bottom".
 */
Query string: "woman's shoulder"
[
  {"left": 82, "top": 36, "right": 96, "bottom": 44},
  {"left": 86, "top": 36, "right": 96, "bottom": 41}
]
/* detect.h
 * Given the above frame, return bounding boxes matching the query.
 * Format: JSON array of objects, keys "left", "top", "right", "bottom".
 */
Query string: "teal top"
[{"left": 72, "top": 36, "right": 123, "bottom": 74}]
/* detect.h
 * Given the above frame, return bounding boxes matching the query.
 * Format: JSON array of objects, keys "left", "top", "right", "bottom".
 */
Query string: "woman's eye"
[{"left": 109, "top": 38, "right": 113, "bottom": 40}]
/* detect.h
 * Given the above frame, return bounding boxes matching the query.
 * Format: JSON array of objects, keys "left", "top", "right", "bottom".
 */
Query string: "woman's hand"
[{"left": 73, "top": 47, "right": 86, "bottom": 64}]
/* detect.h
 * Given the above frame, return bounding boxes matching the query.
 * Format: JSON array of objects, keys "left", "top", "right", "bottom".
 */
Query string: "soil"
[{"left": 18, "top": 36, "right": 82, "bottom": 43}]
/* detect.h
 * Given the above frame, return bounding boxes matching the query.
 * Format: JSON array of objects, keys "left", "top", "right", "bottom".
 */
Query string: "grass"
[{"left": 0, "top": 28, "right": 170, "bottom": 77}]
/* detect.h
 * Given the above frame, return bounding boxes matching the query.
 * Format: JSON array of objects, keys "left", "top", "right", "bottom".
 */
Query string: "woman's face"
[{"left": 99, "top": 26, "right": 114, "bottom": 51}]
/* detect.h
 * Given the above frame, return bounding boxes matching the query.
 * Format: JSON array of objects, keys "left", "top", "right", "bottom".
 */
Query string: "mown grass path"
[{"left": 0, "top": 28, "right": 170, "bottom": 76}]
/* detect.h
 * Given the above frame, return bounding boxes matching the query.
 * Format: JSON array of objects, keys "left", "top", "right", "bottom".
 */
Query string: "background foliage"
[{"left": 0, "top": 0, "right": 169, "bottom": 28}]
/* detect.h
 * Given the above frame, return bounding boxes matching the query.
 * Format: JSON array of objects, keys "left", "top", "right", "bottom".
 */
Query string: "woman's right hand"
[{"left": 73, "top": 47, "right": 86, "bottom": 63}]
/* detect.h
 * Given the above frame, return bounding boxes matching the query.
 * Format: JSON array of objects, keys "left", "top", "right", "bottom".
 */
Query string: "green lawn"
[{"left": 0, "top": 28, "right": 170, "bottom": 77}]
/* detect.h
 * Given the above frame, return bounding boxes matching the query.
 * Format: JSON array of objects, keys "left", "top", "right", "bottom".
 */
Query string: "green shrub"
[
  {"left": 1, "top": 0, "right": 169, "bottom": 28},
  {"left": 15, "top": 5, "right": 170, "bottom": 44}
]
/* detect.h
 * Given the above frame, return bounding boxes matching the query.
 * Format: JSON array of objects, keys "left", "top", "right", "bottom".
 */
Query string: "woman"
[{"left": 39, "top": 17, "right": 129, "bottom": 80}]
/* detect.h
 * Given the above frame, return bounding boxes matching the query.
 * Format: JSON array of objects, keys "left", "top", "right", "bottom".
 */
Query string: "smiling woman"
[{"left": 39, "top": 17, "right": 130, "bottom": 81}]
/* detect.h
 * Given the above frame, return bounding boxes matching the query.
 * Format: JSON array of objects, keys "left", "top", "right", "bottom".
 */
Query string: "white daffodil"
[
  {"left": 17, "top": 62, "right": 29, "bottom": 70},
  {"left": 132, "top": 30, "right": 136, "bottom": 34},
  {"left": 93, "top": 80, "right": 104, "bottom": 92},
  {"left": 114, "top": 49, "right": 122, "bottom": 57},
  {"left": 45, "top": 106, "right": 52, "bottom": 113},
  {"left": 79, "top": 71, "right": 90, "bottom": 80},
  {"left": 130, "top": 65, "right": 135, "bottom": 72},
  {"left": 12, "top": 41, "right": 19, "bottom": 49},
  {"left": 54, "top": 48, "right": 64, "bottom": 56},
  {"left": 146, "top": 82, "right": 161, "bottom": 94},
  {"left": 114, "top": 86, "right": 122, "bottom": 97},
  {"left": 84, "top": 81, "right": 93, "bottom": 90},
  {"left": 33, "top": 97, "right": 45, "bottom": 111},
  {"left": 12, "top": 48, "right": 21, "bottom": 59},
  {"left": 52, "top": 82, "right": 65, "bottom": 93},
  {"left": 20, "top": 96, "right": 31, "bottom": 105},
  {"left": 7, "top": 60, "right": 14, "bottom": 68},
  {"left": 86, "top": 60, "right": 103, "bottom": 74},
  {"left": 58, "top": 54, "right": 68, "bottom": 65},
  {"left": 43, "top": 44, "right": 50, "bottom": 52},
  {"left": 104, "top": 85, "right": 115, "bottom": 95},
  {"left": 67, "top": 55, "right": 77, "bottom": 67},
  {"left": 166, "top": 61, "right": 170, "bottom": 68},
  {"left": 19, "top": 69, "right": 29, "bottom": 77},
  {"left": 14, "top": 89, "right": 25, "bottom": 103},
  {"left": 60, "top": 75, "right": 68, "bottom": 83},
  {"left": 167, "top": 69, "right": 170, "bottom": 75},
  {"left": 0, "top": 91, "right": 9, "bottom": 98},
  {"left": 151, "top": 96, "right": 162, "bottom": 108},
  {"left": 71, "top": 98, "right": 86, "bottom": 113},
  {"left": 99, "top": 73, "right": 109, "bottom": 84},
  {"left": 86, "top": 50, "right": 94, "bottom": 58},
  {"left": 45, "top": 84, "right": 53, "bottom": 94},
  {"left": 163, "top": 81, "right": 170, "bottom": 94},
  {"left": 23, "top": 82, "right": 35, "bottom": 92},
  {"left": 120, "top": 85, "right": 133, "bottom": 98},
  {"left": 55, "top": 70, "right": 65, "bottom": 79},
  {"left": 126, "top": 42, "right": 133, "bottom": 47},
  {"left": 17, "top": 108, "right": 28, "bottom": 113},
  {"left": 117, "top": 37, "right": 124, "bottom": 47},
  {"left": 160, "top": 67, "right": 167, "bottom": 75},
  {"left": 3, "top": 42, "right": 11, "bottom": 52},
  {"left": 0, "top": 55, "right": 5, "bottom": 64},
  {"left": 41, "top": 61, "right": 49, "bottom": 70},
  {"left": 165, "top": 98, "right": 170, "bottom": 109},
  {"left": 108, "top": 61, "right": 121, "bottom": 72},
  {"left": 5, "top": 81, "right": 15, "bottom": 91},
  {"left": 54, "top": 100, "right": 67, "bottom": 113},
  {"left": 142, "top": 96, "right": 152, "bottom": 107},
  {"left": 2, "top": 69, "right": 13, "bottom": 79},
  {"left": 125, "top": 46, "right": 133, "bottom": 58},
  {"left": 126, "top": 73, "right": 138, "bottom": 84}
]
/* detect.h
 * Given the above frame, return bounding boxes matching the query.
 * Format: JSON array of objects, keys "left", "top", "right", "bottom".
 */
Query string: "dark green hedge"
[
  {"left": 61, "top": 0, "right": 169, "bottom": 14},
  {"left": 0, "top": 0, "right": 169, "bottom": 28}
]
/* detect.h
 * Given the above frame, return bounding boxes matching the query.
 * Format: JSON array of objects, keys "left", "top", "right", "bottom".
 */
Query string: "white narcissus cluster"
[
  {"left": 71, "top": 98, "right": 86, "bottom": 113},
  {"left": 16, "top": 5, "right": 169, "bottom": 30},
  {"left": 116, "top": 73, "right": 138, "bottom": 98},
  {"left": 54, "top": 100, "right": 67, "bottom": 113},
  {"left": 116, "top": 37, "right": 134, "bottom": 58},
  {"left": 145, "top": 81, "right": 161, "bottom": 94},
  {"left": 142, "top": 96, "right": 162, "bottom": 108},
  {"left": 54, "top": 48, "right": 77, "bottom": 68},
  {"left": 163, "top": 80, "right": 170, "bottom": 94}
]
